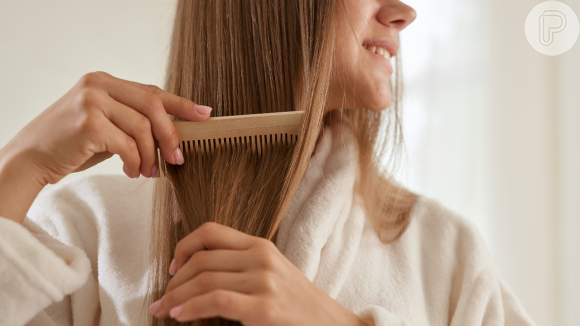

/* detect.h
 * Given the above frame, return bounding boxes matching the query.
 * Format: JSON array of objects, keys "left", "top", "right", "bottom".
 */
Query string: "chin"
[
  {"left": 361, "top": 79, "right": 392, "bottom": 111},
  {"left": 326, "top": 82, "right": 392, "bottom": 112},
  {"left": 362, "top": 91, "right": 392, "bottom": 112}
]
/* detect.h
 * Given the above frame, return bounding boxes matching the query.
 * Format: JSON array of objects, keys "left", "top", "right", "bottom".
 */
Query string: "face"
[{"left": 326, "top": 0, "right": 416, "bottom": 112}]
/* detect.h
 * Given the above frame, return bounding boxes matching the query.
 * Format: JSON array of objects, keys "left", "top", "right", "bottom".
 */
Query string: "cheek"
[{"left": 327, "top": 30, "right": 393, "bottom": 111}]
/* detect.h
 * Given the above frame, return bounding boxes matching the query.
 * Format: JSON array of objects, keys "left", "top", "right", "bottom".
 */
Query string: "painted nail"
[
  {"left": 151, "top": 165, "right": 158, "bottom": 178},
  {"left": 170, "top": 305, "right": 183, "bottom": 318},
  {"left": 169, "top": 259, "right": 177, "bottom": 276},
  {"left": 135, "top": 169, "right": 140, "bottom": 178},
  {"left": 195, "top": 105, "right": 212, "bottom": 115},
  {"left": 174, "top": 148, "right": 184, "bottom": 165},
  {"left": 149, "top": 297, "right": 163, "bottom": 314}
]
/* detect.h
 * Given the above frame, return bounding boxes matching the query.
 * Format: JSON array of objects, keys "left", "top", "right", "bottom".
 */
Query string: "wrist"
[{"left": 0, "top": 144, "right": 46, "bottom": 224}]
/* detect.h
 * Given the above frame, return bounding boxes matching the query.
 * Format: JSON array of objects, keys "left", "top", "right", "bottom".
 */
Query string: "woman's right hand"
[{"left": 0, "top": 71, "right": 212, "bottom": 223}]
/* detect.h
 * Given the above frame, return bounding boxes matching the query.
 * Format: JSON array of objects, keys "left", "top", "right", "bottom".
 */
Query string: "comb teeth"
[
  {"left": 179, "top": 133, "right": 298, "bottom": 157},
  {"left": 155, "top": 111, "right": 304, "bottom": 177}
]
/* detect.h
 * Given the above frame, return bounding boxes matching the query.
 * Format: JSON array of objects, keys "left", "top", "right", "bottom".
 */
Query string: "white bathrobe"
[{"left": 0, "top": 122, "right": 535, "bottom": 326}]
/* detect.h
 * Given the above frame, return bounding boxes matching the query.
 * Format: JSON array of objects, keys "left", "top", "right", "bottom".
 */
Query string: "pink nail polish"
[
  {"left": 169, "top": 259, "right": 177, "bottom": 276},
  {"left": 151, "top": 165, "right": 158, "bottom": 178},
  {"left": 195, "top": 105, "right": 212, "bottom": 115},
  {"left": 149, "top": 297, "right": 163, "bottom": 314},
  {"left": 135, "top": 169, "right": 140, "bottom": 178},
  {"left": 174, "top": 148, "right": 184, "bottom": 165},
  {"left": 170, "top": 305, "right": 183, "bottom": 318}
]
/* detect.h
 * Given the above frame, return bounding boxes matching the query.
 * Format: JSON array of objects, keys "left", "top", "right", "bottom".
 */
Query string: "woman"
[{"left": 0, "top": 0, "right": 535, "bottom": 325}]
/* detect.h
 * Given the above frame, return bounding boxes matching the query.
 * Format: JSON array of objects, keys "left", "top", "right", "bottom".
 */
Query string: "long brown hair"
[{"left": 148, "top": 1, "right": 417, "bottom": 325}]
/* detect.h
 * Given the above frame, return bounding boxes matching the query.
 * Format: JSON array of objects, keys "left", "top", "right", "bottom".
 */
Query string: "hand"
[
  {"left": 7, "top": 71, "right": 211, "bottom": 182},
  {"left": 149, "top": 222, "right": 368, "bottom": 326},
  {"left": 0, "top": 71, "right": 211, "bottom": 223}
]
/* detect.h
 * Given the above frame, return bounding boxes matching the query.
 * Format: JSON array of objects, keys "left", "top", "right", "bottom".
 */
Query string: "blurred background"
[{"left": 0, "top": 1, "right": 578, "bottom": 325}]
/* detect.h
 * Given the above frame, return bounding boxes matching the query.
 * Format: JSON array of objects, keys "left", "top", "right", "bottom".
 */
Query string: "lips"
[
  {"left": 364, "top": 45, "right": 391, "bottom": 60},
  {"left": 362, "top": 39, "right": 399, "bottom": 58},
  {"left": 363, "top": 44, "right": 394, "bottom": 75}
]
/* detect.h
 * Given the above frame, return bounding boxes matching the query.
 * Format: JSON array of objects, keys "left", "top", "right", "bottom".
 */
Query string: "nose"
[{"left": 376, "top": 1, "right": 417, "bottom": 32}]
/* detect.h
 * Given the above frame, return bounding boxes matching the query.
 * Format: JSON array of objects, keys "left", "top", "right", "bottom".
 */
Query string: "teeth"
[{"left": 365, "top": 45, "right": 391, "bottom": 60}]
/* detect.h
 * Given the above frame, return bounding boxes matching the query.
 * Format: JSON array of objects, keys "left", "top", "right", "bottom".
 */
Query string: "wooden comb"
[{"left": 156, "top": 111, "right": 304, "bottom": 176}]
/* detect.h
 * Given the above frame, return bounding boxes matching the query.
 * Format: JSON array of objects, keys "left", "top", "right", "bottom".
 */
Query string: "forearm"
[{"left": 0, "top": 144, "right": 46, "bottom": 224}]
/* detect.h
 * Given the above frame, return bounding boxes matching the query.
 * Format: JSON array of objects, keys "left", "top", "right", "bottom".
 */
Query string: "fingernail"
[
  {"left": 170, "top": 305, "right": 183, "bottom": 318},
  {"left": 174, "top": 148, "right": 184, "bottom": 165},
  {"left": 135, "top": 169, "right": 140, "bottom": 178},
  {"left": 169, "top": 259, "right": 177, "bottom": 276},
  {"left": 149, "top": 296, "right": 164, "bottom": 314},
  {"left": 195, "top": 105, "right": 212, "bottom": 115},
  {"left": 151, "top": 165, "right": 158, "bottom": 178}
]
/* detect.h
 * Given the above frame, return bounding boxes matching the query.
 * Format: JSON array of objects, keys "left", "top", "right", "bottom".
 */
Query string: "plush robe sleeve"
[
  {"left": 0, "top": 216, "right": 91, "bottom": 326},
  {"left": 1, "top": 175, "right": 151, "bottom": 326}
]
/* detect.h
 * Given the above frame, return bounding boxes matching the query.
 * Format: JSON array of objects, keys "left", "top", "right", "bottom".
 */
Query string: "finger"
[
  {"left": 169, "top": 290, "right": 260, "bottom": 324},
  {"left": 156, "top": 272, "right": 258, "bottom": 319},
  {"left": 103, "top": 81, "right": 183, "bottom": 165},
  {"left": 173, "top": 222, "right": 261, "bottom": 273},
  {"left": 117, "top": 78, "right": 213, "bottom": 121},
  {"left": 97, "top": 72, "right": 212, "bottom": 121},
  {"left": 100, "top": 95, "right": 157, "bottom": 177},
  {"left": 95, "top": 117, "right": 141, "bottom": 178},
  {"left": 83, "top": 72, "right": 195, "bottom": 165},
  {"left": 166, "top": 250, "right": 249, "bottom": 293},
  {"left": 79, "top": 72, "right": 180, "bottom": 164}
]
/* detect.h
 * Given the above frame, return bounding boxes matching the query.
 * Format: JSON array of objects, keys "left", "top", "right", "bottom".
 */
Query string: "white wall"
[
  {"left": 487, "top": 1, "right": 579, "bottom": 325},
  {"left": 557, "top": 12, "right": 580, "bottom": 325},
  {"left": 487, "top": 1, "right": 558, "bottom": 324}
]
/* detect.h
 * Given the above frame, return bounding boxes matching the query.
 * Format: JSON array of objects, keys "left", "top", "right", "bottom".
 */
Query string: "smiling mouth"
[{"left": 363, "top": 45, "right": 392, "bottom": 61}]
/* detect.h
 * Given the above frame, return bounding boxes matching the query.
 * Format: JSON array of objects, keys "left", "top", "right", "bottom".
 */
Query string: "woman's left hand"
[{"left": 149, "top": 222, "right": 368, "bottom": 326}]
